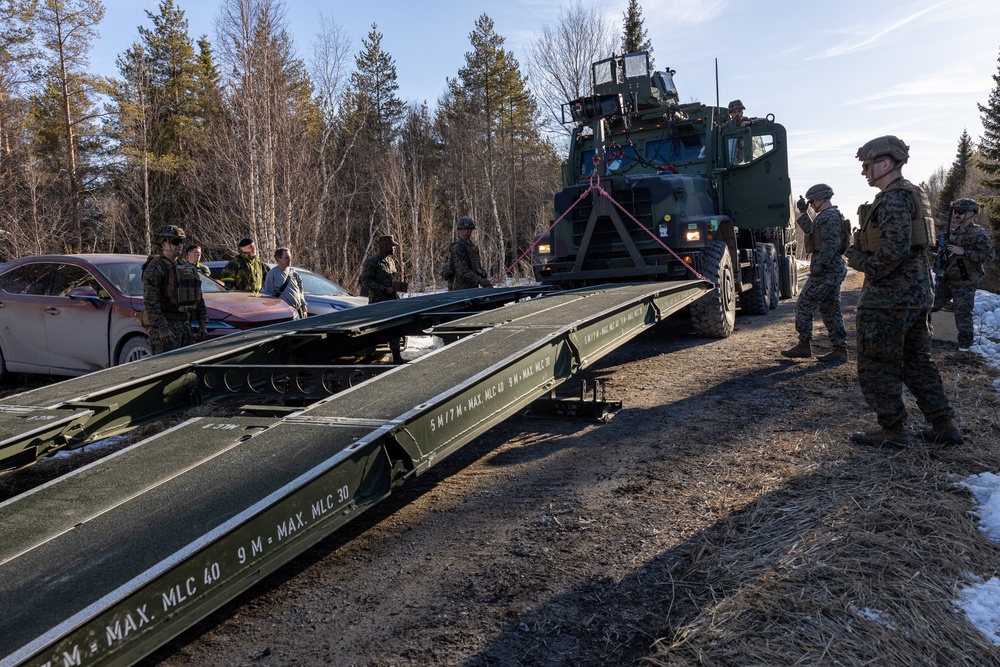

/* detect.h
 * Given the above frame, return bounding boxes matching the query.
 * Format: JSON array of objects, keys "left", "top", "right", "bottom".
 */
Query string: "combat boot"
[
  {"left": 781, "top": 339, "right": 812, "bottom": 359},
  {"left": 851, "top": 423, "right": 912, "bottom": 448},
  {"left": 921, "top": 419, "right": 964, "bottom": 447},
  {"left": 818, "top": 346, "right": 848, "bottom": 364}
]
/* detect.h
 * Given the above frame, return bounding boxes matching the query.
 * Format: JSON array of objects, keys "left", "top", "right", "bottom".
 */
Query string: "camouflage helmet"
[
  {"left": 805, "top": 183, "right": 834, "bottom": 201},
  {"left": 727, "top": 99, "right": 745, "bottom": 112},
  {"left": 855, "top": 135, "right": 909, "bottom": 165},
  {"left": 457, "top": 216, "right": 476, "bottom": 230},
  {"left": 951, "top": 198, "right": 980, "bottom": 214},
  {"left": 154, "top": 224, "right": 185, "bottom": 243}
]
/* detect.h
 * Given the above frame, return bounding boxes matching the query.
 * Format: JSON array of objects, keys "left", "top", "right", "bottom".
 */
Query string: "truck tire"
[
  {"left": 780, "top": 254, "right": 798, "bottom": 298},
  {"left": 767, "top": 245, "right": 780, "bottom": 310},
  {"left": 117, "top": 335, "right": 152, "bottom": 366},
  {"left": 690, "top": 240, "right": 736, "bottom": 338},
  {"left": 740, "top": 243, "right": 769, "bottom": 315}
]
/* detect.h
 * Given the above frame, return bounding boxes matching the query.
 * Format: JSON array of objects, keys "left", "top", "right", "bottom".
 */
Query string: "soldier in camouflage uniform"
[
  {"left": 360, "top": 235, "right": 405, "bottom": 363},
  {"left": 142, "top": 225, "right": 208, "bottom": 355},
  {"left": 781, "top": 184, "right": 848, "bottom": 362},
  {"left": 221, "top": 237, "right": 267, "bottom": 292},
  {"left": 719, "top": 99, "right": 752, "bottom": 133},
  {"left": 449, "top": 216, "right": 492, "bottom": 290},
  {"left": 846, "top": 135, "right": 962, "bottom": 448},
  {"left": 932, "top": 198, "right": 996, "bottom": 351},
  {"left": 184, "top": 244, "right": 211, "bottom": 277}
]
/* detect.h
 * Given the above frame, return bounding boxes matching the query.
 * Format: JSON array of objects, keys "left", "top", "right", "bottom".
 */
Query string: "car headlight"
[{"left": 196, "top": 319, "right": 237, "bottom": 331}]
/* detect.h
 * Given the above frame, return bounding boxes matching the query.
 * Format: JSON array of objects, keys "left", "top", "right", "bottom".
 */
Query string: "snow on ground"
[{"left": 954, "top": 290, "right": 1000, "bottom": 643}]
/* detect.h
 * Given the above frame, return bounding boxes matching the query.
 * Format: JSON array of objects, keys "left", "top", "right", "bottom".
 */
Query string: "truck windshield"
[
  {"left": 646, "top": 135, "right": 705, "bottom": 164},
  {"left": 579, "top": 145, "right": 639, "bottom": 176}
]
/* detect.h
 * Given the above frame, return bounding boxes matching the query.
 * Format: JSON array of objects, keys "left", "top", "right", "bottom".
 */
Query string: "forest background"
[{"left": 2, "top": 0, "right": 1000, "bottom": 293}]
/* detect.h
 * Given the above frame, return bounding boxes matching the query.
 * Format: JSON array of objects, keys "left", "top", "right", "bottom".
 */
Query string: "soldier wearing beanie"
[{"left": 221, "top": 236, "right": 267, "bottom": 292}]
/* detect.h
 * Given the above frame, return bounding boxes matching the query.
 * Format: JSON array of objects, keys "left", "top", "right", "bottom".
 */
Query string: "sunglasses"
[
  {"left": 861, "top": 157, "right": 891, "bottom": 172},
  {"left": 169, "top": 239, "right": 184, "bottom": 245}
]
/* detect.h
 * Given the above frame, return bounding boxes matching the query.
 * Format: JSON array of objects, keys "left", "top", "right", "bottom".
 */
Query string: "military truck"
[{"left": 532, "top": 52, "right": 798, "bottom": 337}]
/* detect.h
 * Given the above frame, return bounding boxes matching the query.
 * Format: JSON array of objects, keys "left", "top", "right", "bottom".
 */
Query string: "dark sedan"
[{"left": 0, "top": 254, "right": 295, "bottom": 380}]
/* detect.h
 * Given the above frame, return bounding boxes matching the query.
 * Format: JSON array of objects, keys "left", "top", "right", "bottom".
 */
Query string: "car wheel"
[{"left": 117, "top": 336, "right": 152, "bottom": 365}]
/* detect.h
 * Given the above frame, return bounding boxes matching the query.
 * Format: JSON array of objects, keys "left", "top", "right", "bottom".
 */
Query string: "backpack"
[
  {"left": 837, "top": 210, "right": 851, "bottom": 256},
  {"left": 440, "top": 243, "right": 459, "bottom": 282}
]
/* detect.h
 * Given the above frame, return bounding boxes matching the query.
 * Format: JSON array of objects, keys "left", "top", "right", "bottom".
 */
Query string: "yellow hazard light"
[
  {"left": 537, "top": 243, "right": 552, "bottom": 255},
  {"left": 685, "top": 230, "right": 701, "bottom": 242}
]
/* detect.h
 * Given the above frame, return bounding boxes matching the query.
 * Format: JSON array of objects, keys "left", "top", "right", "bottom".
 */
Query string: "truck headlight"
[
  {"left": 537, "top": 243, "right": 552, "bottom": 255},
  {"left": 685, "top": 230, "right": 701, "bottom": 242}
]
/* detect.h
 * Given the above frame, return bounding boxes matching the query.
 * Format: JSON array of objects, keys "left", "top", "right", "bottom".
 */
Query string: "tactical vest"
[
  {"left": 143, "top": 256, "right": 202, "bottom": 318},
  {"left": 804, "top": 207, "right": 850, "bottom": 255},
  {"left": 855, "top": 179, "right": 935, "bottom": 253}
]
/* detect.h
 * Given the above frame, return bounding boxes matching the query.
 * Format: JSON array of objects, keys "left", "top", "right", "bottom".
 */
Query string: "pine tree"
[
  {"left": 935, "top": 128, "right": 974, "bottom": 222},
  {"left": 979, "top": 45, "right": 1000, "bottom": 222},
  {"left": 442, "top": 14, "right": 555, "bottom": 276},
  {"left": 622, "top": 0, "right": 652, "bottom": 64},
  {"left": 348, "top": 25, "right": 404, "bottom": 146},
  {"left": 32, "top": 0, "right": 107, "bottom": 251}
]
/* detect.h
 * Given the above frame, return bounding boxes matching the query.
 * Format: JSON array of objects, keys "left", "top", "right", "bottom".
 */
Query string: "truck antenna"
[{"left": 715, "top": 58, "right": 720, "bottom": 110}]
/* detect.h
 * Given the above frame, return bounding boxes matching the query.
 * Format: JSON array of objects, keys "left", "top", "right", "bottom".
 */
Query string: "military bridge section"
[{"left": 0, "top": 280, "right": 709, "bottom": 667}]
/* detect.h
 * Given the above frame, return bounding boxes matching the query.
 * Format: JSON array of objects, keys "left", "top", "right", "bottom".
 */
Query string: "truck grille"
[{"left": 570, "top": 188, "right": 655, "bottom": 254}]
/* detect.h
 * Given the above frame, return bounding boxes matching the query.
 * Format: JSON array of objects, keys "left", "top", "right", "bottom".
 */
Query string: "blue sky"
[{"left": 93, "top": 0, "right": 1000, "bottom": 224}]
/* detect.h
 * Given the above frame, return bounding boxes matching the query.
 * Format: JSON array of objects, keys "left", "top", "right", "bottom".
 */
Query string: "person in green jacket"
[{"left": 221, "top": 237, "right": 267, "bottom": 292}]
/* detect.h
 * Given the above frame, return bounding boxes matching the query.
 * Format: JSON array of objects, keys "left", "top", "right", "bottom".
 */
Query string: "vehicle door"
[
  {"left": 0, "top": 263, "right": 55, "bottom": 373},
  {"left": 44, "top": 263, "right": 112, "bottom": 374},
  {"left": 718, "top": 121, "right": 793, "bottom": 231}
]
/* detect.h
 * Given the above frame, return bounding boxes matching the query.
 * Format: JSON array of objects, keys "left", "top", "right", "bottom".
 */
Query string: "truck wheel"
[
  {"left": 780, "top": 254, "right": 798, "bottom": 298},
  {"left": 690, "top": 240, "right": 736, "bottom": 338},
  {"left": 117, "top": 336, "right": 152, "bottom": 366},
  {"left": 740, "top": 243, "right": 769, "bottom": 315},
  {"left": 767, "top": 245, "right": 780, "bottom": 310}
]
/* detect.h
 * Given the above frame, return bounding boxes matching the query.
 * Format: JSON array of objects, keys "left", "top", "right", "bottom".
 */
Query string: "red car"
[{"left": 0, "top": 254, "right": 295, "bottom": 380}]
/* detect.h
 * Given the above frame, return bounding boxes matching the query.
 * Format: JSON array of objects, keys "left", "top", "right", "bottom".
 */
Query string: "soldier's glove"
[
  {"left": 150, "top": 326, "right": 177, "bottom": 350},
  {"left": 479, "top": 279, "right": 492, "bottom": 288},
  {"left": 197, "top": 324, "right": 208, "bottom": 340},
  {"left": 846, "top": 248, "right": 868, "bottom": 272},
  {"left": 810, "top": 263, "right": 823, "bottom": 278},
  {"left": 796, "top": 196, "right": 808, "bottom": 213}
]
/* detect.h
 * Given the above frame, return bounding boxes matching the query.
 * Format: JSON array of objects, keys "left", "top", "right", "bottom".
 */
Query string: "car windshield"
[
  {"left": 298, "top": 270, "right": 352, "bottom": 296},
  {"left": 97, "top": 261, "right": 226, "bottom": 296}
]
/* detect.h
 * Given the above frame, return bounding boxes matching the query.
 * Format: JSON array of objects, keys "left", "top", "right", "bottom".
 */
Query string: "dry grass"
[{"left": 642, "top": 357, "right": 1000, "bottom": 667}]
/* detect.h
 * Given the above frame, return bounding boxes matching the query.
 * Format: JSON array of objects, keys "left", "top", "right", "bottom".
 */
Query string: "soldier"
[
  {"left": 262, "top": 248, "right": 309, "bottom": 319},
  {"left": 846, "top": 135, "right": 962, "bottom": 448},
  {"left": 932, "top": 198, "right": 996, "bottom": 352},
  {"left": 221, "top": 237, "right": 267, "bottom": 292},
  {"left": 360, "top": 235, "right": 405, "bottom": 364},
  {"left": 449, "top": 216, "right": 492, "bottom": 290},
  {"left": 184, "top": 243, "right": 211, "bottom": 277},
  {"left": 142, "top": 225, "right": 208, "bottom": 355},
  {"left": 781, "top": 184, "right": 848, "bottom": 362},
  {"left": 720, "top": 99, "right": 752, "bottom": 133}
]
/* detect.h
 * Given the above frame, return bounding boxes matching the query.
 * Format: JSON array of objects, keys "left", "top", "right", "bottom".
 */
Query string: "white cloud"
[{"left": 806, "top": 4, "right": 941, "bottom": 60}]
